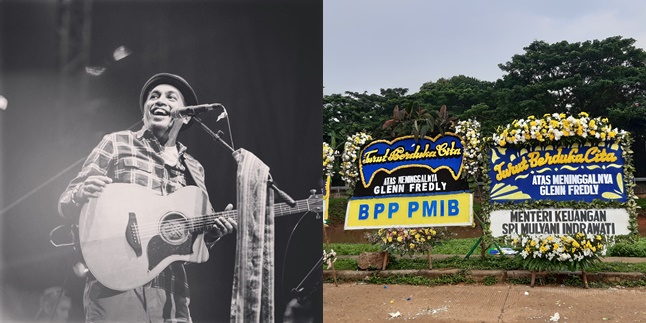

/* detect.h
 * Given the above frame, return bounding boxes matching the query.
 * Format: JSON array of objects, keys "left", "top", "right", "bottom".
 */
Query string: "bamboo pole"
[
  {"left": 323, "top": 224, "right": 338, "bottom": 286},
  {"left": 381, "top": 252, "right": 389, "bottom": 270},
  {"left": 428, "top": 247, "right": 433, "bottom": 269}
]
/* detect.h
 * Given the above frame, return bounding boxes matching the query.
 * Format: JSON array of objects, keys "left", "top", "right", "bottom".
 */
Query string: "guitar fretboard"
[{"left": 187, "top": 199, "right": 320, "bottom": 233}]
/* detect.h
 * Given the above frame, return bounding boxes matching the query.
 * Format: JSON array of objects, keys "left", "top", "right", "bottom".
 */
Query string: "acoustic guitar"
[{"left": 78, "top": 183, "right": 321, "bottom": 291}]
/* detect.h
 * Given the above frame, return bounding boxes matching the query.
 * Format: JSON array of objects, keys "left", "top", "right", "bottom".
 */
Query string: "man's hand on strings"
[
  {"left": 73, "top": 175, "right": 113, "bottom": 204},
  {"left": 211, "top": 203, "right": 237, "bottom": 239}
]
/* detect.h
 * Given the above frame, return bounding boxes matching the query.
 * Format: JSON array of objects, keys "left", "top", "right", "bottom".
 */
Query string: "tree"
[
  {"left": 415, "top": 75, "right": 495, "bottom": 117},
  {"left": 323, "top": 88, "right": 413, "bottom": 145},
  {"left": 495, "top": 36, "right": 646, "bottom": 119}
]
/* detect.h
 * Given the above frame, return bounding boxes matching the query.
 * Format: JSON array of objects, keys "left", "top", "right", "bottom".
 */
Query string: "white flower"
[{"left": 340, "top": 132, "right": 372, "bottom": 188}]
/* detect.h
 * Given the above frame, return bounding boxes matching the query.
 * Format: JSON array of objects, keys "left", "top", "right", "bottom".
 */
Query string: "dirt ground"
[
  {"left": 323, "top": 283, "right": 646, "bottom": 322},
  {"left": 322, "top": 213, "right": 646, "bottom": 322}
]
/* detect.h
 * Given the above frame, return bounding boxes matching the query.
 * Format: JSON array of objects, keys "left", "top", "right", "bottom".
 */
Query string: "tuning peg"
[{"left": 73, "top": 262, "right": 89, "bottom": 278}]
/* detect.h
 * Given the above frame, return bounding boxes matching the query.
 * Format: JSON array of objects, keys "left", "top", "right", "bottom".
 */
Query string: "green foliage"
[
  {"left": 322, "top": 245, "right": 646, "bottom": 273},
  {"left": 323, "top": 35, "right": 646, "bottom": 176},
  {"left": 607, "top": 238, "right": 646, "bottom": 257},
  {"left": 380, "top": 103, "right": 456, "bottom": 140},
  {"left": 324, "top": 243, "right": 380, "bottom": 255},
  {"left": 432, "top": 238, "right": 481, "bottom": 255},
  {"left": 326, "top": 197, "right": 349, "bottom": 226},
  {"left": 363, "top": 273, "right": 475, "bottom": 286},
  {"left": 327, "top": 258, "right": 358, "bottom": 271},
  {"left": 635, "top": 197, "right": 646, "bottom": 210},
  {"left": 496, "top": 36, "right": 646, "bottom": 120},
  {"left": 415, "top": 75, "right": 495, "bottom": 117},
  {"left": 323, "top": 89, "right": 412, "bottom": 144},
  {"left": 482, "top": 275, "right": 498, "bottom": 286},
  {"left": 590, "top": 261, "right": 646, "bottom": 273}
]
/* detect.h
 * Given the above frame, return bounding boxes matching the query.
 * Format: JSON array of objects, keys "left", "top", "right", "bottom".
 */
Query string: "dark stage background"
[{"left": 0, "top": 0, "right": 323, "bottom": 322}]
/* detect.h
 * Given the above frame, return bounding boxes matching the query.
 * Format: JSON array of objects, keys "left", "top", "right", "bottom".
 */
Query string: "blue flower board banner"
[
  {"left": 359, "top": 134, "right": 464, "bottom": 188},
  {"left": 488, "top": 142, "right": 626, "bottom": 203}
]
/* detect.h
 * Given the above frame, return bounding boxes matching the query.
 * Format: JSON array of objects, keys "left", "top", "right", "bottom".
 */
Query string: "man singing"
[{"left": 58, "top": 73, "right": 236, "bottom": 322}]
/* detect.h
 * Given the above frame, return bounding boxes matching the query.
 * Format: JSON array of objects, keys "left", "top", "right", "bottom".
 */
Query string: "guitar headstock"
[{"left": 306, "top": 189, "right": 324, "bottom": 214}]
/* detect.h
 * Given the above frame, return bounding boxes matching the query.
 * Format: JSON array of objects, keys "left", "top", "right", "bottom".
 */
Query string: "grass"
[
  {"left": 608, "top": 239, "right": 646, "bottom": 257},
  {"left": 330, "top": 255, "right": 646, "bottom": 273},
  {"left": 324, "top": 237, "right": 646, "bottom": 273},
  {"left": 432, "top": 237, "right": 481, "bottom": 254},
  {"left": 326, "top": 237, "right": 646, "bottom": 257},
  {"left": 361, "top": 273, "right": 476, "bottom": 286},
  {"left": 325, "top": 243, "right": 380, "bottom": 255},
  {"left": 324, "top": 238, "right": 481, "bottom": 256}
]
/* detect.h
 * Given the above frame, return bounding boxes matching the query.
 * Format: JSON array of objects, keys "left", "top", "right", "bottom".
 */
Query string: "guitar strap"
[
  {"left": 180, "top": 154, "right": 212, "bottom": 263},
  {"left": 180, "top": 155, "right": 201, "bottom": 191},
  {"left": 229, "top": 149, "right": 275, "bottom": 323}
]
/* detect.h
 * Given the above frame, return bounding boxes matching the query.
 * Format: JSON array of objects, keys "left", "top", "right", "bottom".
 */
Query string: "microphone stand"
[{"left": 193, "top": 116, "right": 296, "bottom": 207}]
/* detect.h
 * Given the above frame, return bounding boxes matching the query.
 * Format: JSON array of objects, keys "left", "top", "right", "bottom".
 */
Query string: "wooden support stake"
[
  {"left": 582, "top": 269, "right": 589, "bottom": 289},
  {"left": 382, "top": 252, "right": 389, "bottom": 270},
  {"left": 428, "top": 247, "right": 433, "bottom": 270},
  {"left": 322, "top": 224, "right": 338, "bottom": 287}
]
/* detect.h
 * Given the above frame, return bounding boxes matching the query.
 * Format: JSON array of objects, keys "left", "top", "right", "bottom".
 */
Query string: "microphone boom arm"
[{"left": 193, "top": 117, "right": 296, "bottom": 207}]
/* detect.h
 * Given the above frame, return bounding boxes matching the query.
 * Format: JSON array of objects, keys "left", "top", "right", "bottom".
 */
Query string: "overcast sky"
[{"left": 323, "top": 0, "right": 646, "bottom": 95}]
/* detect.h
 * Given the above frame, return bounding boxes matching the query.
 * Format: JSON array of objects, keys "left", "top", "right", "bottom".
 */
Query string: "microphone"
[{"left": 170, "top": 103, "right": 222, "bottom": 118}]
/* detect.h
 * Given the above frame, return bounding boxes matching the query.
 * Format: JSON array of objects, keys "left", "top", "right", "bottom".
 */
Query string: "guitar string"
[
  {"left": 130, "top": 200, "right": 312, "bottom": 239},
  {"left": 132, "top": 202, "right": 309, "bottom": 238}
]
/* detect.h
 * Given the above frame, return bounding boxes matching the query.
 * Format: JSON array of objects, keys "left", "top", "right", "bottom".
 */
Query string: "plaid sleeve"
[{"left": 58, "top": 134, "right": 115, "bottom": 220}]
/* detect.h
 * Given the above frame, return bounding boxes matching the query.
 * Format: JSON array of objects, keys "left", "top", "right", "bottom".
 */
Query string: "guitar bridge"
[{"left": 125, "top": 212, "right": 142, "bottom": 257}]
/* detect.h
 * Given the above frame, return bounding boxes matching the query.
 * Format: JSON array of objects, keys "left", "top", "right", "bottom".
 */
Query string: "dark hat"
[{"left": 140, "top": 73, "right": 198, "bottom": 130}]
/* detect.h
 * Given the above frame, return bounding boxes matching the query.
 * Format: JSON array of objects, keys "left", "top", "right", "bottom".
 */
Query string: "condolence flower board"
[{"left": 344, "top": 134, "right": 473, "bottom": 230}]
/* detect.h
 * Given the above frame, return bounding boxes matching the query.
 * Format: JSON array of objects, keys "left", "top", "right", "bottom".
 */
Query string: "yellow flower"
[
  {"left": 387, "top": 237, "right": 393, "bottom": 242},
  {"left": 397, "top": 236, "right": 403, "bottom": 242},
  {"left": 409, "top": 243, "right": 415, "bottom": 249}
]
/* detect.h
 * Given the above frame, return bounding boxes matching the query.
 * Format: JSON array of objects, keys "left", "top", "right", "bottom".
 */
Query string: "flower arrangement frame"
[
  {"left": 366, "top": 227, "right": 451, "bottom": 257},
  {"left": 323, "top": 142, "right": 337, "bottom": 178},
  {"left": 339, "top": 132, "right": 372, "bottom": 190},
  {"left": 481, "top": 112, "right": 638, "bottom": 286}
]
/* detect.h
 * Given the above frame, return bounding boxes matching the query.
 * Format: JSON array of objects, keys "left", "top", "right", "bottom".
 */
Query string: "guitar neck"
[{"left": 189, "top": 199, "right": 314, "bottom": 233}]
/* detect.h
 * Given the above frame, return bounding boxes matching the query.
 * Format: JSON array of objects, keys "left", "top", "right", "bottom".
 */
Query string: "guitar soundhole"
[{"left": 159, "top": 212, "right": 189, "bottom": 245}]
